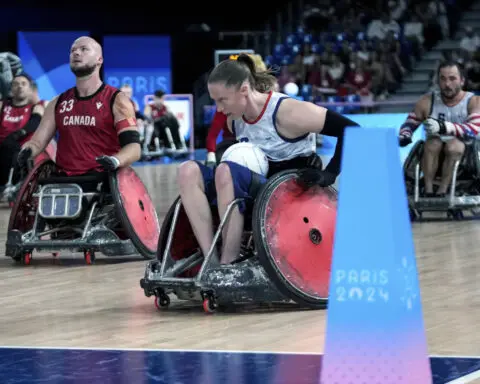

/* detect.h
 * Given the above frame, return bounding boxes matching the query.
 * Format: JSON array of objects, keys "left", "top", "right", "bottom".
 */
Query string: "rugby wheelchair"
[
  {"left": 139, "top": 169, "right": 337, "bottom": 313},
  {"left": 5, "top": 158, "right": 160, "bottom": 265},
  {"left": 403, "top": 139, "right": 480, "bottom": 220}
]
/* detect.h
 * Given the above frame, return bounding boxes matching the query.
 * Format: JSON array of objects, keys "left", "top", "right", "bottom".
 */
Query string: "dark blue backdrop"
[
  {"left": 17, "top": 31, "right": 90, "bottom": 101},
  {"left": 103, "top": 35, "right": 171, "bottom": 112}
]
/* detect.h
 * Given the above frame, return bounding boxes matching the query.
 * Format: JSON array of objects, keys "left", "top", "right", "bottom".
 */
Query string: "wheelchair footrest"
[
  {"left": 141, "top": 259, "right": 292, "bottom": 306},
  {"left": 5, "top": 228, "right": 139, "bottom": 257},
  {"left": 411, "top": 195, "right": 480, "bottom": 210}
]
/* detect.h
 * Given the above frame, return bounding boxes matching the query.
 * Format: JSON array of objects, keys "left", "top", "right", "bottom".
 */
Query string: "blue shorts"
[{"left": 195, "top": 160, "right": 267, "bottom": 214}]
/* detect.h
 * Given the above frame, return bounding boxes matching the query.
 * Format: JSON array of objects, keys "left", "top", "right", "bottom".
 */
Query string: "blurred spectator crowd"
[
  {"left": 264, "top": 0, "right": 467, "bottom": 107},
  {"left": 430, "top": 25, "right": 480, "bottom": 93}
]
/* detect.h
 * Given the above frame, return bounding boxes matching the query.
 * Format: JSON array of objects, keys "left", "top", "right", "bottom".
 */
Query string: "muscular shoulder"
[
  {"left": 413, "top": 93, "right": 433, "bottom": 120},
  {"left": 468, "top": 95, "right": 480, "bottom": 114},
  {"left": 276, "top": 97, "right": 327, "bottom": 137},
  {"left": 112, "top": 91, "right": 135, "bottom": 123}
]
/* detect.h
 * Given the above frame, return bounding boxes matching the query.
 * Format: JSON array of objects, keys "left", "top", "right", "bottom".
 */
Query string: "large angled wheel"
[
  {"left": 252, "top": 170, "right": 338, "bottom": 309},
  {"left": 156, "top": 196, "right": 202, "bottom": 277},
  {"left": 110, "top": 167, "right": 160, "bottom": 259},
  {"left": 403, "top": 140, "right": 424, "bottom": 182},
  {"left": 8, "top": 159, "right": 56, "bottom": 232}
]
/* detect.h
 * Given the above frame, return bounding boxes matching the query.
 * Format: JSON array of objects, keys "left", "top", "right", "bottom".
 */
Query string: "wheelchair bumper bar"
[
  {"left": 6, "top": 228, "right": 138, "bottom": 257},
  {"left": 140, "top": 258, "right": 291, "bottom": 306}
]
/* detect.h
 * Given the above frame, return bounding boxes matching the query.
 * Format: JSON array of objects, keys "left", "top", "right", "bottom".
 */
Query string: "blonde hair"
[
  {"left": 249, "top": 54, "right": 267, "bottom": 72},
  {"left": 208, "top": 53, "right": 277, "bottom": 93}
]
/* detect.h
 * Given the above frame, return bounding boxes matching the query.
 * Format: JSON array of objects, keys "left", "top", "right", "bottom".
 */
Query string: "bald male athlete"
[{"left": 18, "top": 36, "right": 141, "bottom": 177}]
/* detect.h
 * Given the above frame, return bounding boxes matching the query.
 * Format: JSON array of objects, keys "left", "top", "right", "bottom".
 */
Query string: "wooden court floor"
[{"left": 0, "top": 163, "right": 478, "bottom": 357}]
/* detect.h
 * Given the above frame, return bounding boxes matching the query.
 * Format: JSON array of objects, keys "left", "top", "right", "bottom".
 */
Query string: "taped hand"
[
  {"left": 423, "top": 117, "right": 446, "bottom": 136},
  {"left": 205, "top": 151, "right": 216, "bottom": 169}
]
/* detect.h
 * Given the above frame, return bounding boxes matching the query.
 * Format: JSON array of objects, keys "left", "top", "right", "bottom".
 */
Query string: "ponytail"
[
  {"left": 236, "top": 53, "right": 278, "bottom": 93},
  {"left": 208, "top": 53, "right": 278, "bottom": 93}
]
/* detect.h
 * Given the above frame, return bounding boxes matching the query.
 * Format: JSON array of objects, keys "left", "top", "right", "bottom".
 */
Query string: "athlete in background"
[
  {"left": 399, "top": 61, "right": 480, "bottom": 197},
  {"left": 144, "top": 90, "right": 185, "bottom": 152},
  {"left": 31, "top": 81, "right": 48, "bottom": 107},
  {"left": 205, "top": 111, "right": 235, "bottom": 166},
  {"left": 19, "top": 36, "right": 141, "bottom": 177},
  {"left": 120, "top": 84, "right": 146, "bottom": 143},
  {"left": 0, "top": 73, "right": 44, "bottom": 186}
]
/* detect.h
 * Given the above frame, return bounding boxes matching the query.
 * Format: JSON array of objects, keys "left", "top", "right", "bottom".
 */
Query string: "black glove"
[
  {"left": 96, "top": 155, "right": 120, "bottom": 171},
  {"left": 399, "top": 135, "right": 412, "bottom": 147},
  {"left": 2, "top": 129, "right": 26, "bottom": 150},
  {"left": 17, "top": 147, "right": 32, "bottom": 167},
  {"left": 16, "top": 147, "right": 33, "bottom": 179},
  {"left": 297, "top": 168, "right": 337, "bottom": 188},
  {"left": 305, "top": 152, "right": 323, "bottom": 169},
  {"left": 297, "top": 153, "right": 336, "bottom": 188},
  {"left": 9, "top": 129, "right": 26, "bottom": 142}
]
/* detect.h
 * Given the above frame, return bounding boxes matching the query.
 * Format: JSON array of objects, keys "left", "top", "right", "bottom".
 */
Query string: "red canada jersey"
[
  {"left": 0, "top": 101, "right": 34, "bottom": 143},
  {"left": 54, "top": 83, "right": 121, "bottom": 176},
  {"left": 149, "top": 103, "right": 167, "bottom": 121}
]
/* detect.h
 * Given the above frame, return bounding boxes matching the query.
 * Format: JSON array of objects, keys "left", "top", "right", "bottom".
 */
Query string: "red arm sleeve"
[{"left": 206, "top": 111, "right": 228, "bottom": 152}]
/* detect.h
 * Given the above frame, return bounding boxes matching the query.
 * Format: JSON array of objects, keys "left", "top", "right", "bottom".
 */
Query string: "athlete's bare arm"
[
  {"left": 468, "top": 95, "right": 480, "bottom": 114},
  {"left": 274, "top": 97, "right": 361, "bottom": 177},
  {"left": 32, "top": 103, "right": 45, "bottom": 116},
  {"left": 413, "top": 94, "right": 431, "bottom": 121},
  {"left": 397, "top": 93, "right": 431, "bottom": 145},
  {"left": 22, "top": 96, "right": 58, "bottom": 157},
  {"left": 273, "top": 98, "right": 328, "bottom": 138},
  {"left": 112, "top": 92, "right": 141, "bottom": 167}
]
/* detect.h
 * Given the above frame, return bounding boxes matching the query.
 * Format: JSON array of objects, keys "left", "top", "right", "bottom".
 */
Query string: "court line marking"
[
  {"left": 445, "top": 369, "right": 480, "bottom": 384},
  {"left": 0, "top": 346, "right": 479, "bottom": 360},
  {"left": 0, "top": 345, "right": 323, "bottom": 355}
]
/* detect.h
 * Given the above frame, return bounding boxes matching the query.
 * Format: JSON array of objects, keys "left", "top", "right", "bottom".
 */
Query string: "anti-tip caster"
[{"left": 154, "top": 294, "right": 170, "bottom": 310}]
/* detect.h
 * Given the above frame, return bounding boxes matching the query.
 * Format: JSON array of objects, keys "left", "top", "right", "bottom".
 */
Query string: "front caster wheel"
[
  {"left": 84, "top": 251, "right": 95, "bottom": 265},
  {"left": 154, "top": 294, "right": 170, "bottom": 310},
  {"left": 202, "top": 297, "right": 217, "bottom": 313}
]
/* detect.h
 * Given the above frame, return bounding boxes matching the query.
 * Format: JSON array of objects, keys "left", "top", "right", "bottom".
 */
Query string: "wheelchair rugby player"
[
  {"left": 140, "top": 53, "right": 359, "bottom": 313},
  {"left": 6, "top": 36, "right": 160, "bottom": 265},
  {"left": 399, "top": 61, "right": 480, "bottom": 220}
]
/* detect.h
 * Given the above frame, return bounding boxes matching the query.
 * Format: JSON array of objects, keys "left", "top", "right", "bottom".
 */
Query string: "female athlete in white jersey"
[{"left": 178, "top": 54, "right": 359, "bottom": 264}]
